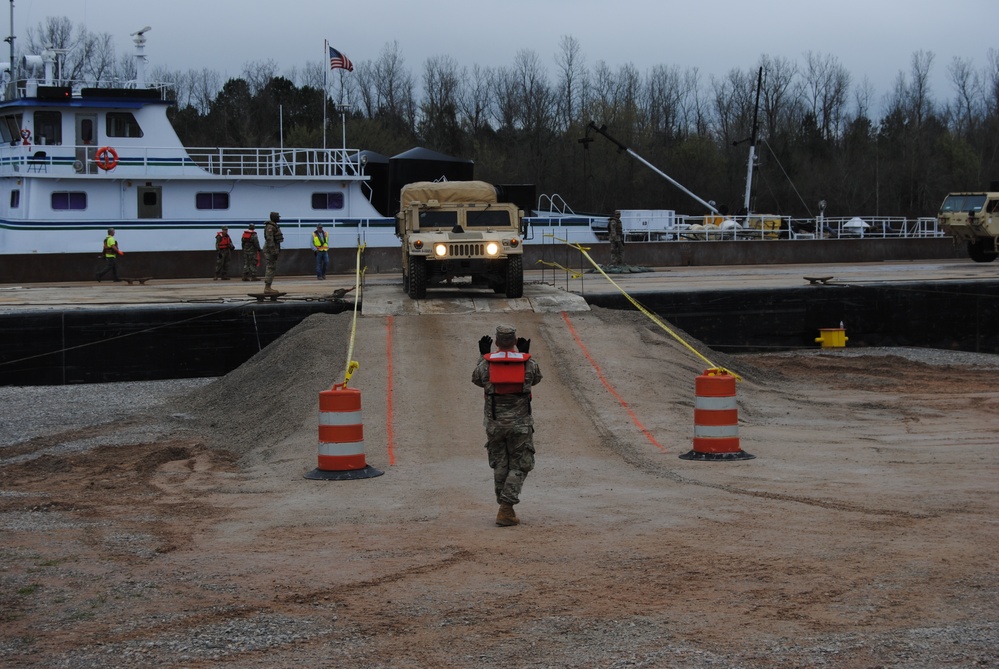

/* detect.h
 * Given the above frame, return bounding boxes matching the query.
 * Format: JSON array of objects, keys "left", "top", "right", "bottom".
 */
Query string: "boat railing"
[
  {"left": 0, "top": 143, "right": 367, "bottom": 179},
  {"left": 669, "top": 214, "right": 946, "bottom": 241},
  {"left": 537, "top": 193, "right": 576, "bottom": 216},
  {"left": 4, "top": 79, "right": 174, "bottom": 103},
  {"left": 187, "top": 147, "right": 365, "bottom": 178}
]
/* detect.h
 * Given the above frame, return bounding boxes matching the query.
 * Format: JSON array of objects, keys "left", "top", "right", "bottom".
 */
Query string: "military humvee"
[{"left": 396, "top": 181, "right": 526, "bottom": 299}]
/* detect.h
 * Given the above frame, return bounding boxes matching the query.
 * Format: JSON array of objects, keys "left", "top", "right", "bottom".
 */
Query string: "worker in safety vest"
[
  {"left": 241, "top": 223, "right": 262, "bottom": 281},
  {"left": 96, "top": 227, "right": 122, "bottom": 282},
  {"left": 312, "top": 224, "right": 329, "bottom": 280},
  {"left": 472, "top": 324, "right": 543, "bottom": 527},
  {"left": 214, "top": 226, "right": 234, "bottom": 280}
]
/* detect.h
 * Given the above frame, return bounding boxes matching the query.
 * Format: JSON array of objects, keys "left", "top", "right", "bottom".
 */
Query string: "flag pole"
[{"left": 322, "top": 39, "right": 328, "bottom": 154}]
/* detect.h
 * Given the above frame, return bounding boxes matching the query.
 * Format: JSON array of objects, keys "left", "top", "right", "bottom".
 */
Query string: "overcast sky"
[{"left": 11, "top": 0, "right": 998, "bottom": 114}]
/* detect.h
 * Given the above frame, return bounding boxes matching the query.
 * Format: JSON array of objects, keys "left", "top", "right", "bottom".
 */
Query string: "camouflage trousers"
[
  {"left": 263, "top": 250, "right": 279, "bottom": 285},
  {"left": 484, "top": 423, "right": 535, "bottom": 505},
  {"left": 214, "top": 251, "right": 230, "bottom": 278},
  {"left": 243, "top": 251, "right": 259, "bottom": 278}
]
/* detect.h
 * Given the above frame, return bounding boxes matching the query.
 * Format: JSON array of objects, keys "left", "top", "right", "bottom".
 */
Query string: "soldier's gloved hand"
[
  {"left": 516, "top": 337, "right": 531, "bottom": 353},
  {"left": 478, "top": 335, "right": 493, "bottom": 355}
]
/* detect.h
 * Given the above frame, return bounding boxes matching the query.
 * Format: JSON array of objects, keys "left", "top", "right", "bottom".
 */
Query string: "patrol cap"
[
  {"left": 248, "top": 223, "right": 255, "bottom": 228},
  {"left": 221, "top": 225, "right": 228, "bottom": 230},
  {"left": 496, "top": 324, "right": 516, "bottom": 336},
  {"left": 270, "top": 211, "right": 280, "bottom": 222}
]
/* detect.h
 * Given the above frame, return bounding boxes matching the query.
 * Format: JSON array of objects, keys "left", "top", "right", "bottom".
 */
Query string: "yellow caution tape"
[
  {"left": 567, "top": 241, "right": 741, "bottom": 381},
  {"left": 340, "top": 243, "right": 366, "bottom": 388},
  {"left": 536, "top": 259, "right": 584, "bottom": 279}
]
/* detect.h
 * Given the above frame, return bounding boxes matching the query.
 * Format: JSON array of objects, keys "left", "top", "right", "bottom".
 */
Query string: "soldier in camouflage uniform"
[
  {"left": 472, "top": 324, "right": 543, "bottom": 526},
  {"left": 608, "top": 210, "right": 624, "bottom": 266},
  {"left": 263, "top": 211, "right": 283, "bottom": 293}
]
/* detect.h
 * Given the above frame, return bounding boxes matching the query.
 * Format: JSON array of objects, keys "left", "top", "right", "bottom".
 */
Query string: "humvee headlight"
[
  {"left": 413, "top": 239, "right": 424, "bottom": 250},
  {"left": 434, "top": 243, "right": 448, "bottom": 257},
  {"left": 486, "top": 242, "right": 499, "bottom": 256}
]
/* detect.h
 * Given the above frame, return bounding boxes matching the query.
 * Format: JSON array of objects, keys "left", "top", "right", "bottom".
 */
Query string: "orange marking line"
[
  {"left": 560, "top": 312, "right": 668, "bottom": 453},
  {"left": 385, "top": 315, "right": 396, "bottom": 465}
]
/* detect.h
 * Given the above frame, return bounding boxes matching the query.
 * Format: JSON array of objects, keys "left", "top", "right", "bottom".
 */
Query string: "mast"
[
  {"left": 6, "top": 0, "right": 14, "bottom": 89},
  {"left": 742, "top": 66, "right": 763, "bottom": 215}
]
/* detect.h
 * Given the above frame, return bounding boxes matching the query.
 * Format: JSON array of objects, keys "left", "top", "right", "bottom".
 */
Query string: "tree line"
[{"left": 25, "top": 18, "right": 999, "bottom": 218}]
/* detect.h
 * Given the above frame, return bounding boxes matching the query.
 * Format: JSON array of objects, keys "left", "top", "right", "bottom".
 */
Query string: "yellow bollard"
[{"left": 815, "top": 328, "right": 848, "bottom": 348}]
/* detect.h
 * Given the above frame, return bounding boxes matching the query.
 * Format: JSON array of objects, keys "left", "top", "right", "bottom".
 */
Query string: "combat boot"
[
  {"left": 264, "top": 283, "right": 277, "bottom": 294},
  {"left": 496, "top": 503, "right": 519, "bottom": 527}
]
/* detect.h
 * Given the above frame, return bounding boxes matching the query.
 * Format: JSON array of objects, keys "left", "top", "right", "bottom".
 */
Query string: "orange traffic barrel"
[
  {"left": 679, "top": 369, "right": 755, "bottom": 461},
  {"left": 305, "top": 384, "right": 383, "bottom": 480}
]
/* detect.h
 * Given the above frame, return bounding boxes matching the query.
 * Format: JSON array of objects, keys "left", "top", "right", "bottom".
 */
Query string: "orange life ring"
[
  {"left": 20, "top": 128, "right": 31, "bottom": 145},
  {"left": 95, "top": 146, "right": 118, "bottom": 170}
]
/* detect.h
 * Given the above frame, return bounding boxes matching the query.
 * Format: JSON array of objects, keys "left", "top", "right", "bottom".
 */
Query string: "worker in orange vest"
[{"left": 214, "top": 226, "right": 234, "bottom": 280}]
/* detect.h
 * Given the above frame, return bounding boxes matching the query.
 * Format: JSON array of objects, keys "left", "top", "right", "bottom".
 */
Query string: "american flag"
[{"left": 329, "top": 46, "right": 354, "bottom": 72}]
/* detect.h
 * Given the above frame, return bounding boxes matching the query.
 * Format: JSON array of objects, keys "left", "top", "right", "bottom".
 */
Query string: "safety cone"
[
  {"left": 679, "top": 369, "right": 755, "bottom": 461},
  {"left": 305, "top": 383, "right": 384, "bottom": 480}
]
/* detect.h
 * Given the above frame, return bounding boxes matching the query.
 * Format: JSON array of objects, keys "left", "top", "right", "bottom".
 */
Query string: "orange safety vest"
[
  {"left": 216, "top": 232, "right": 234, "bottom": 250},
  {"left": 484, "top": 351, "right": 531, "bottom": 394}
]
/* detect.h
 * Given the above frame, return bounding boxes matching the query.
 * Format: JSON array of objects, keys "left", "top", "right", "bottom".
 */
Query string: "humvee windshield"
[
  {"left": 940, "top": 194, "right": 987, "bottom": 213},
  {"left": 419, "top": 211, "right": 459, "bottom": 228},
  {"left": 467, "top": 210, "right": 513, "bottom": 228}
]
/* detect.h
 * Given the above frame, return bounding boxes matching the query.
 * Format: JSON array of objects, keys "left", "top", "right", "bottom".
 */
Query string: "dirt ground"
[{"left": 1, "top": 307, "right": 997, "bottom": 668}]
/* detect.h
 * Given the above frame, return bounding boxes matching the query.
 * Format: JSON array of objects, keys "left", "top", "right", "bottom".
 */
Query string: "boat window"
[
  {"left": 196, "top": 192, "right": 230, "bottom": 210},
  {"left": 311, "top": 192, "right": 345, "bottom": 209},
  {"left": 10, "top": 189, "right": 20, "bottom": 208},
  {"left": 419, "top": 211, "right": 458, "bottom": 228},
  {"left": 1, "top": 113, "right": 23, "bottom": 144},
  {"left": 51, "top": 192, "right": 87, "bottom": 210},
  {"left": 466, "top": 209, "right": 511, "bottom": 228},
  {"left": 34, "top": 111, "right": 62, "bottom": 146},
  {"left": 106, "top": 112, "right": 143, "bottom": 138}
]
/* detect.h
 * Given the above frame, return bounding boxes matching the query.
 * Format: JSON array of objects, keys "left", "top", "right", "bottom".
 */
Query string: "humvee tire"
[
  {"left": 505, "top": 255, "right": 523, "bottom": 298},
  {"left": 407, "top": 256, "right": 427, "bottom": 299}
]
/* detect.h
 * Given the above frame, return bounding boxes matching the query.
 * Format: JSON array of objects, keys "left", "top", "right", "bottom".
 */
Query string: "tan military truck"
[
  {"left": 937, "top": 191, "right": 999, "bottom": 262},
  {"left": 396, "top": 181, "right": 526, "bottom": 299}
]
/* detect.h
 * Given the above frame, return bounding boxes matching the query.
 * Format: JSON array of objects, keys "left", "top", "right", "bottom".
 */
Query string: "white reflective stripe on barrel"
[
  {"left": 318, "top": 441, "right": 366, "bottom": 456},
  {"left": 319, "top": 409, "right": 362, "bottom": 426},
  {"left": 694, "top": 396, "right": 737, "bottom": 410},
  {"left": 694, "top": 424, "right": 739, "bottom": 438}
]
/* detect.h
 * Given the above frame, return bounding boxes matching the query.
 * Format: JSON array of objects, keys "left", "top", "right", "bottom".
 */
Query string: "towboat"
[{"left": 0, "top": 30, "right": 400, "bottom": 257}]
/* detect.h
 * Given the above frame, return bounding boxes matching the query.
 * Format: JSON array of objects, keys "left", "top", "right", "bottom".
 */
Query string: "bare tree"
[
  {"left": 241, "top": 59, "right": 278, "bottom": 96},
  {"left": 758, "top": 55, "right": 801, "bottom": 142},
  {"left": 419, "top": 54, "right": 463, "bottom": 153},
  {"left": 644, "top": 64, "right": 684, "bottom": 141},
  {"left": 458, "top": 64, "right": 493, "bottom": 136},
  {"left": 554, "top": 35, "right": 586, "bottom": 131},
  {"left": 803, "top": 52, "right": 850, "bottom": 140},
  {"left": 372, "top": 41, "right": 416, "bottom": 132}
]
